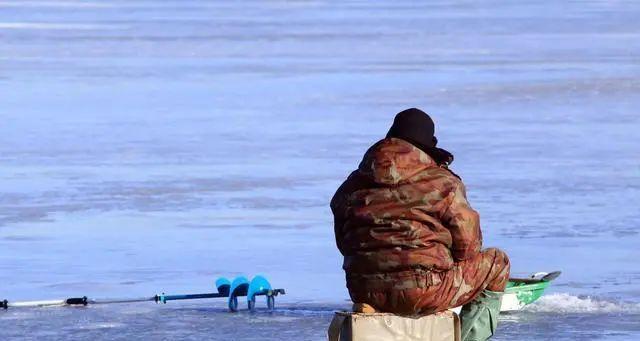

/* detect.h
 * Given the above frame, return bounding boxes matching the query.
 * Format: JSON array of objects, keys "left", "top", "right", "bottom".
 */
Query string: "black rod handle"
[{"left": 65, "top": 297, "right": 88, "bottom": 306}]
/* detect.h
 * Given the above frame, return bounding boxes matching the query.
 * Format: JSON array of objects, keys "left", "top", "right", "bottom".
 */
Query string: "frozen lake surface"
[{"left": 1, "top": 0, "right": 639, "bottom": 339}]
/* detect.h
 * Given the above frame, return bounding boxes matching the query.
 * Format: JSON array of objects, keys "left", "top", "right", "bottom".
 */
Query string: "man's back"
[{"left": 331, "top": 137, "right": 482, "bottom": 283}]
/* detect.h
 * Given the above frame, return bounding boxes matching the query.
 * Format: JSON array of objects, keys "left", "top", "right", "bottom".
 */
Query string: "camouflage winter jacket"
[{"left": 331, "top": 138, "right": 482, "bottom": 287}]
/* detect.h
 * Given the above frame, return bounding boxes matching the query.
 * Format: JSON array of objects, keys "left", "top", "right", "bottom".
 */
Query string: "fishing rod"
[{"left": 1, "top": 275, "right": 285, "bottom": 312}]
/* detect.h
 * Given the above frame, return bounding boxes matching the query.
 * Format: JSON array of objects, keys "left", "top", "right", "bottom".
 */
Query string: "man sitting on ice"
[{"left": 331, "top": 108, "right": 510, "bottom": 341}]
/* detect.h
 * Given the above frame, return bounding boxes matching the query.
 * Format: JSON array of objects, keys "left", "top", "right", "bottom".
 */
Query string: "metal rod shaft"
[
  {"left": 1, "top": 288, "right": 285, "bottom": 310},
  {"left": 157, "top": 293, "right": 225, "bottom": 303},
  {"left": 89, "top": 297, "right": 157, "bottom": 305}
]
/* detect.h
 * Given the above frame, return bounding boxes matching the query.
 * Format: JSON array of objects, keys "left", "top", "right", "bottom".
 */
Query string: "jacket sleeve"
[
  {"left": 330, "top": 171, "right": 357, "bottom": 255},
  {"left": 331, "top": 170, "right": 368, "bottom": 255},
  {"left": 442, "top": 181, "right": 482, "bottom": 261}
]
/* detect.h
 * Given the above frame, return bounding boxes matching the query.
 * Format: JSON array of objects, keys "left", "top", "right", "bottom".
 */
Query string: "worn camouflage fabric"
[
  {"left": 348, "top": 248, "right": 510, "bottom": 314},
  {"left": 331, "top": 137, "right": 510, "bottom": 314}
]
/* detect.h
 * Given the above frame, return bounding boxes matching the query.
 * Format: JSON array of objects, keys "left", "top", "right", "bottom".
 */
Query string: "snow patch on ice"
[
  {"left": 526, "top": 293, "right": 640, "bottom": 314},
  {"left": 0, "top": 1, "right": 112, "bottom": 8},
  {"left": 0, "top": 22, "right": 123, "bottom": 30},
  {"left": 0, "top": 311, "right": 36, "bottom": 320},
  {"left": 78, "top": 322, "right": 125, "bottom": 330},
  {"left": 277, "top": 308, "right": 337, "bottom": 317},
  {"left": 247, "top": 316, "right": 301, "bottom": 323}
]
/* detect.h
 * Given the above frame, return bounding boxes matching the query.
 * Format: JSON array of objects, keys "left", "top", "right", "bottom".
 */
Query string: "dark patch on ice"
[
  {"left": 119, "top": 280, "right": 144, "bottom": 286},
  {"left": 0, "top": 175, "right": 322, "bottom": 228},
  {"left": 180, "top": 223, "right": 312, "bottom": 230},
  {"left": 556, "top": 281, "right": 604, "bottom": 290},
  {"left": 225, "top": 197, "right": 324, "bottom": 209},
  {"left": 1, "top": 235, "right": 49, "bottom": 242}
]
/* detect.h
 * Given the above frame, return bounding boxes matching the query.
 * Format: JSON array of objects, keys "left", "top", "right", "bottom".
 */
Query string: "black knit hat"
[{"left": 386, "top": 108, "right": 437, "bottom": 150}]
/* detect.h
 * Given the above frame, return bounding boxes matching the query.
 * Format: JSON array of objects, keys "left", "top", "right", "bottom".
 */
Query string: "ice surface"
[{"left": 1, "top": 0, "right": 640, "bottom": 340}]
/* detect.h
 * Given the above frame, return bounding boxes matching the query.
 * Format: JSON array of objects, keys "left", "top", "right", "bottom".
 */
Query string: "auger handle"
[{"left": 65, "top": 297, "right": 88, "bottom": 306}]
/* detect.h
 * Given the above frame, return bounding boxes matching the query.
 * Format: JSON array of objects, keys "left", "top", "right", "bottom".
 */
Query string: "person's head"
[{"left": 386, "top": 108, "right": 438, "bottom": 152}]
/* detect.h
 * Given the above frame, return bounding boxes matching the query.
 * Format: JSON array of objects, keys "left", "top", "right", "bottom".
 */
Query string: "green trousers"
[{"left": 459, "top": 290, "right": 503, "bottom": 341}]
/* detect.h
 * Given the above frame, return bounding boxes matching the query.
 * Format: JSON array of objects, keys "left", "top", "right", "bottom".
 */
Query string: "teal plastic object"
[
  {"left": 215, "top": 277, "right": 231, "bottom": 296},
  {"left": 227, "top": 276, "right": 249, "bottom": 312},
  {"left": 505, "top": 271, "right": 561, "bottom": 307},
  {"left": 505, "top": 279, "right": 551, "bottom": 306},
  {"left": 247, "top": 275, "right": 272, "bottom": 311}
]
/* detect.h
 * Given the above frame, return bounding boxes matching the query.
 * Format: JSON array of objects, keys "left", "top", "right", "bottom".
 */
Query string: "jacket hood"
[{"left": 358, "top": 138, "right": 438, "bottom": 186}]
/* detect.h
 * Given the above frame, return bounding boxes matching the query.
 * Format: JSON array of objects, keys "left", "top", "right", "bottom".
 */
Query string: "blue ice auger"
[{"left": 1, "top": 275, "right": 285, "bottom": 312}]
